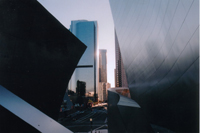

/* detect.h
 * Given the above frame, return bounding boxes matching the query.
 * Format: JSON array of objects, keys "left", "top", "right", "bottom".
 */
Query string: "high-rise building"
[
  {"left": 109, "top": 0, "right": 199, "bottom": 132},
  {"left": 69, "top": 20, "right": 98, "bottom": 101},
  {"left": 98, "top": 49, "right": 110, "bottom": 102},
  {"left": 99, "top": 49, "right": 107, "bottom": 82},
  {"left": 106, "top": 83, "right": 111, "bottom": 99},
  {"left": 76, "top": 80, "right": 86, "bottom": 97},
  {"left": 115, "top": 30, "right": 128, "bottom": 87},
  {"left": 98, "top": 82, "right": 110, "bottom": 102}
]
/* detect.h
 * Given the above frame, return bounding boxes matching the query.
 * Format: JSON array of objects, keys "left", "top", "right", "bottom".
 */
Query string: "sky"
[{"left": 37, "top": 0, "right": 115, "bottom": 87}]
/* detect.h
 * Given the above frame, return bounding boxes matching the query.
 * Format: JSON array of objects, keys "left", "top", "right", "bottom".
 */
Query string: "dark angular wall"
[
  {"left": 0, "top": 0, "right": 86, "bottom": 132},
  {"left": 0, "top": 106, "right": 40, "bottom": 133},
  {"left": 108, "top": 90, "right": 153, "bottom": 133},
  {"left": 107, "top": 91, "right": 126, "bottom": 133}
]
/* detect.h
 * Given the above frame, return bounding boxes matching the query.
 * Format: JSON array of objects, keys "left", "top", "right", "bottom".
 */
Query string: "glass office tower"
[
  {"left": 109, "top": 0, "right": 199, "bottom": 132},
  {"left": 69, "top": 20, "right": 98, "bottom": 96}
]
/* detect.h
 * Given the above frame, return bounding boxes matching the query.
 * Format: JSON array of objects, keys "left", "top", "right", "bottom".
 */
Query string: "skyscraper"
[
  {"left": 69, "top": 20, "right": 98, "bottom": 100},
  {"left": 115, "top": 30, "right": 128, "bottom": 87},
  {"left": 98, "top": 82, "right": 110, "bottom": 102},
  {"left": 76, "top": 80, "right": 86, "bottom": 97},
  {"left": 98, "top": 49, "right": 109, "bottom": 102},
  {"left": 99, "top": 49, "right": 107, "bottom": 82}
]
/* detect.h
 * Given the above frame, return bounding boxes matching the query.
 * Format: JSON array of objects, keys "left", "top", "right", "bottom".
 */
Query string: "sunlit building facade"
[
  {"left": 109, "top": 0, "right": 199, "bottom": 132},
  {"left": 98, "top": 82, "right": 110, "bottom": 102},
  {"left": 99, "top": 49, "right": 107, "bottom": 82},
  {"left": 115, "top": 30, "right": 128, "bottom": 87},
  {"left": 69, "top": 20, "right": 98, "bottom": 96}
]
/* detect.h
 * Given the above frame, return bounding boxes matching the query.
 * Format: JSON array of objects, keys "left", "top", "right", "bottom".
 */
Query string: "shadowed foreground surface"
[{"left": 0, "top": 0, "right": 86, "bottom": 132}]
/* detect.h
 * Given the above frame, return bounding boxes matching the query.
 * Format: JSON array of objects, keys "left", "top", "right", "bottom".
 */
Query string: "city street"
[{"left": 59, "top": 106, "right": 107, "bottom": 132}]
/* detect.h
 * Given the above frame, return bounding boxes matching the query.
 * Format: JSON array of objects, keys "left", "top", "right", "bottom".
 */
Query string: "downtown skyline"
[
  {"left": 37, "top": 0, "right": 115, "bottom": 87},
  {"left": 0, "top": 0, "right": 198, "bottom": 132}
]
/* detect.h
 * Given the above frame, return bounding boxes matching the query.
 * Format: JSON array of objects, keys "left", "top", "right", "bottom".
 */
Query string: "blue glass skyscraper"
[{"left": 69, "top": 20, "right": 98, "bottom": 100}]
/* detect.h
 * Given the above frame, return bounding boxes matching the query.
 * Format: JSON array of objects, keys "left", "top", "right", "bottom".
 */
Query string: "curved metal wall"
[
  {"left": 108, "top": 88, "right": 153, "bottom": 132},
  {"left": 109, "top": 0, "right": 199, "bottom": 132}
]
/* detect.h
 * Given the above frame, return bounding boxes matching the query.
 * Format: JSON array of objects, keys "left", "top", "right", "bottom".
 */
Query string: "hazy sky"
[{"left": 37, "top": 0, "right": 115, "bottom": 87}]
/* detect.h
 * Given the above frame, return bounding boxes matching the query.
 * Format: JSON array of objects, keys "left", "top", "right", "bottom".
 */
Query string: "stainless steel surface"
[
  {"left": 108, "top": 87, "right": 140, "bottom": 108},
  {"left": 109, "top": 0, "right": 199, "bottom": 132}
]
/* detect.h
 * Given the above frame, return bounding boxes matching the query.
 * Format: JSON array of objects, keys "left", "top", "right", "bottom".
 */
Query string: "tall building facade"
[
  {"left": 98, "top": 49, "right": 110, "bottom": 102},
  {"left": 99, "top": 49, "right": 107, "bottom": 82},
  {"left": 69, "top": 20, "right": 98, "bottom": 99},
  {"left": 98, "top": 82, "right": 110, "bottom": 102},
  {"left": 76, "top": 80, "right": 86, "bottom": 97},
  {"left": 109, "top": 0, "right": 199, "bottom": 132},
  {"left": 115, "top": 30, "right": 128, "bottom": 87}
]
